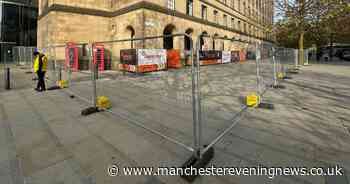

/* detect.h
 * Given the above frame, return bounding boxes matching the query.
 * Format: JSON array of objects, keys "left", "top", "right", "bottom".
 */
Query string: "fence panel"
[
  {"left": 257, "top": 42, "right": 275, "bottom": 95},
  {"left": 45, "top": 44, "right": 93, "bottom": 103},
  {"left": 0, "top": 42, "right": 34, "bottom": 91},
  {"left": 45, "top": 34, "right": 199, "bottom": 170},
  {"left": 90, "top": 35, "right": 196, "bottom": 155},
  {"left": 12, "top": 46, "right": 35, "bottom": 66},
  {"left": 276, "top": 47, "right": 298, "bottom": 79},
  {"left": 197, "top": 35, "right": 260, "bottom": 159}
]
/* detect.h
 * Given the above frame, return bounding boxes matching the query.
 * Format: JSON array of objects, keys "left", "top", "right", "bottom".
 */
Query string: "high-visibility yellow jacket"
[{"left": 34, "top": 54, "right": 48, "bottom": 72}]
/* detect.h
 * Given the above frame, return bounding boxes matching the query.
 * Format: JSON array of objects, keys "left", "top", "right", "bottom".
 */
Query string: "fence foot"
[
  {"left": 81, "top": 107, "right": 99, "bottom": 116},
  {"left": 258, "top": 102, "right": 274, "bottom": 110},
  {"left": 287, "top": 68, "right": 299, "bottom": 74},
  {"left": 283, "top": 76, "right": 293, "bottom": 80},
  {"left": 47, "top": 85, "right": 61, "bottom": 91},
  {"left": 180, "top": 146, "right": 214, "bottom": 182},
  {"left": 270, "top": 84, "right": 286, "bottom": 89}
]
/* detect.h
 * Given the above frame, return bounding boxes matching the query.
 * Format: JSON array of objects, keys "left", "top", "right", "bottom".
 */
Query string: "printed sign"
[
  {"left": 199, "top": 50, "right": 221, "bottom": 60},
  {"left": 137, "top": 49, "right": 167, "bottom": 65},
  {"left": 221, "top": 51, "right": 231, "bottom": 63}
]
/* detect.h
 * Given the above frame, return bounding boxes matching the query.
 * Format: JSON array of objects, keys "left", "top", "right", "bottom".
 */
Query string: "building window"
[
  {"left": 238, "top": 21, "right": 241, "bottom": 31},
  {"left": 186, "top": 0, "right": 193, "bottom": 16},
  {"left": 231, "top": 18, "right": 234, "bottom": 29},
  {"left": 214, "top": 10, "right": 218, "bottom": 24},
  {"left": 201, "top": 5, "right": 207, "bottom": 20},
  {"left": 167, "top": 0, "right": 175, "bottom": 10},
  {"left": 223, "top": 14, "right": 227, "bottom": 26},
  {"left": 243, "top": 2, "right": 246, "bottom": 14},
  {"left": 238, "top": 0, "right": 240, "bottom": 11}
]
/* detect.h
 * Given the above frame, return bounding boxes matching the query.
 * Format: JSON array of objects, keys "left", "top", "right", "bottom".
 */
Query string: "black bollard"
[
  {"left": 95, "top": 64, "right": 99, "bottom": 80},
  {"left": 5, "top": 67, "right": 10, "bottom": 90},
  {"left": 58, "top": 66, "right": 62, "bottom": 81}
]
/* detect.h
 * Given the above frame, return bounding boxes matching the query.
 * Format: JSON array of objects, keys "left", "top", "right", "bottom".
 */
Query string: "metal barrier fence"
[
  {"left": 43, "top": 34, "right": 300, "bottom": 182},
  {"left": 303, "top": 49, "right": 310, "bottom": 65},
  {"left": 258, "top": 42, "right": 275, "bottom": 94},
  {"left": 12, "top": 46, "right": 36, "bottom": 66},
  {"left": 275, "top": 47, "right": 299, "bottom": 79},
  {"left": 91, "top": 34, "right": 197, "bottom": 158},
  {"left": 1, "top": 42, "right": 19, "bottom": 91},
  {"left": 196, "top": 35, "right": 255, "bottom": 158},
  {"left": 46, "top": 43, "right": 93, "bottom": 103},
  {"left": 46, "top": 33, "right": 196, "bottom": 150}
]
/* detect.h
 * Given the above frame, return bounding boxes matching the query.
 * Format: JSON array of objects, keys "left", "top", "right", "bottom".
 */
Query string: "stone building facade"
[{"left": 37, "top": 0, "right": 274, "bottom": 67}]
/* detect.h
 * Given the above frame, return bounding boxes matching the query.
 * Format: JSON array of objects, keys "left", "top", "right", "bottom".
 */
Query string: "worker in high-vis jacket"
[{"left": 33, "top": 51, "right": 48, "bottom": 92}]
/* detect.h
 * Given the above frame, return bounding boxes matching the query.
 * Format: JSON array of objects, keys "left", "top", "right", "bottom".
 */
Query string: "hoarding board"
[
  {"left": 231, "top": 51, "right": 240, "bottom": 62},
  {"left": 221, "top": 51, "right": 231, "bottom": 63},
  {"left": 138, "top": 49, "right": 167, "bottom": 65},
  {"left": 120, "top": 49, "right": 137, "bottom": 65},
  {"left": 199, "top": 50, "right": 221, "bottom": 60}
]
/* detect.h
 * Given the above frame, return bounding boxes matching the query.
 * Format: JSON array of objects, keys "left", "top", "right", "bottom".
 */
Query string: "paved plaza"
[{"left": 0, "top": 61, "right": 349, "bottom": 184}]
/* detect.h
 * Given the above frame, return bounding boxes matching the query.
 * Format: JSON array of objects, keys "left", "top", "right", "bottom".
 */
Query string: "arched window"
[
  {"left": 223, "top": 36, "right": 228, "bottom": 50},
  {"left": 126, "top": 26, "right": 135, "bottom": 48},
  {"left": 184, "top": 28, "right": 193, "bottom": 51},
  {"left": 163, "top": 24, "right": 176, "bottom": 50},
  {"left": 200, "top": 31, "right": 208, "bottom": 50},
  {"left": 213, "top": 33, "right": 219, "bottom": 50}
]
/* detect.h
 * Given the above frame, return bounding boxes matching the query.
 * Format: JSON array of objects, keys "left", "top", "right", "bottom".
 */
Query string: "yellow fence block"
[
  {"left": 246, "top": 93, "right": 260, "bottom": 107},
  {"left": 97, "top": 96, "right": 112, "bottom": 109},
  {"left": 277, "top": 72, "right": 284, "bottom": 79},
  {"left": 57, "top": 80, "right": 68, "bottom": 88}
]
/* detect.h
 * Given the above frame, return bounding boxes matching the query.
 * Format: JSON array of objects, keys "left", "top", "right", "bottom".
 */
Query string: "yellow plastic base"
[
  {"left": 57, "top": 80, "right": 68, "bottom": 88},
  {"left": 246, "top": 93, "right": 260, "bottom": 107},
  {"left": 277, "top": 72, "right": 284, "bottom": 79},
  {"left": 96, "top": 96, "right": 112, "bottom": 109}
]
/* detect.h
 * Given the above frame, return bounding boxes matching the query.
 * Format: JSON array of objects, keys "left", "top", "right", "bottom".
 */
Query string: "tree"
[
  {"left": 273, "top": 0, "right": 350, "bottom": 63},
  {"left": 274, "top": 0, "right": 320, "bottom": 64}
]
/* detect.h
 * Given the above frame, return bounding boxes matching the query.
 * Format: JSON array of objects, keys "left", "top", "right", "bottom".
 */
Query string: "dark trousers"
[{"left": 36, "top": 71, "right": 46, "bottom": 91}]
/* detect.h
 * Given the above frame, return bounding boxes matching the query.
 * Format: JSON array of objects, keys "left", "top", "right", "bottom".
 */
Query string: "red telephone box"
[
  {"left": 65, "top": 42, "right": 79, "bottom": 71},
  {"left": 93, "top": 43, "right": 105, "bottom": 71}
]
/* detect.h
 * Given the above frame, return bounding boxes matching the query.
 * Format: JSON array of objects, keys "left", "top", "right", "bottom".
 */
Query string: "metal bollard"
[
  {"left": 95, "top": 63, "right": 99, "bottom": 80},
  {"left": 5, "top": 67, "right": 10, "bottom": 90},
  {"left": 58, "top": 65, "right": 62, "bottom": 81}
]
